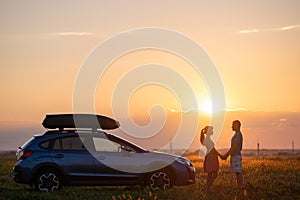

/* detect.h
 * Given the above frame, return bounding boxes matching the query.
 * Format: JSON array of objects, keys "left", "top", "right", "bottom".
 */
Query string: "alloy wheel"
[
  {"left": 149, "top": 171, "right": 171, "bottom": 190},
  {"left": 37, "top": 172, "right": 60, "bottom": 192}
]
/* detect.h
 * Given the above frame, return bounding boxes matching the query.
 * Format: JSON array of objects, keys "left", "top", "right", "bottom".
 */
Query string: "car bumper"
[
  {"left": 13, "top": 164, "right": 32, "bottom": 184},
  {"left": 13, "top": 165, "right": 21, "bottom": 183},
  {"left": 174, "top": 165, "right": 196, "bottom": 186}
]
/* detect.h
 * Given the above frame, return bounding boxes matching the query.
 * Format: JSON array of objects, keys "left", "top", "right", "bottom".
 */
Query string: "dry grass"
[{"left": 1, "top": 153, "right": 300, "bottom": 200}]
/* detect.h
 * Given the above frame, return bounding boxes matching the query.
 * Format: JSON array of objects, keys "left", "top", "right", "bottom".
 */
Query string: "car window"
[
  {"left": 93, "top": 137, "right": 120, "bottom": 152},
  {"left": 52, "top": 138, "right": 61, "bottom": 150},
  {"left": 63, "top": 137, "right": 86, "bottom": 151},
  {"left": 51, "top": 136, "right": 86, "bottom": 151},
  {"left": 40, "top": 140, "right": 50, "bottom": 149},
  {"left": 20, "top": 137, "right": 35, "bottom": 149}
]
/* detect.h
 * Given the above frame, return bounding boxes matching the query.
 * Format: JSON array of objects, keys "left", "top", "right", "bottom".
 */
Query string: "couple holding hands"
[{"left": 200, "top": 120, "right": 244, "bottom": 192}]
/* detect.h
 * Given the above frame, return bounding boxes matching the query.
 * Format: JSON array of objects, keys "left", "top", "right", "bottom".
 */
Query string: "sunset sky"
[{"left": 1, "top": 1, "right": 299, "bottom": 151}]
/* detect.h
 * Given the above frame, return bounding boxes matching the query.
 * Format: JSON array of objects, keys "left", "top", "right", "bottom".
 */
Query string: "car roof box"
[{"left": 42, "top": 114, "right": 120, "bottom": 130}]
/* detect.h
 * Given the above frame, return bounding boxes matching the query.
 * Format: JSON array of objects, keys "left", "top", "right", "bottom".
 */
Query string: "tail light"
[{"left": 17, "top": 150, "right": 33, "bottom": 160}]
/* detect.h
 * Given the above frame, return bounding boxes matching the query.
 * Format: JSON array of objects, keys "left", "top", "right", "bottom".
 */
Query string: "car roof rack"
[
  {"left": 44, "top": 128, "right": 108, "bottom": 135},
  {"left": 42, "top": 114, "right": 120, "bottom": 131}
]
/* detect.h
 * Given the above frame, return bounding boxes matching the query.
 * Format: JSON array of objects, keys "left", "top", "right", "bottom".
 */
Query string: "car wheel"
[
  {"left": 148, "top": 170, "right": 172, "bottom": 190},
  {"left": 34, "top": 169, "right": 61, "bottom": 192}
]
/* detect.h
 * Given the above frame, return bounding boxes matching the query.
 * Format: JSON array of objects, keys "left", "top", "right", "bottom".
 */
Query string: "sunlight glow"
[{"left": 199, "top": 97, "right": 213, "bottom": 114}]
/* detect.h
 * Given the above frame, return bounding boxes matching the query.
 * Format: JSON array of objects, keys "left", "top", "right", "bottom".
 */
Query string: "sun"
[{"left": 199, "top": 97, "right": 213, "bottom": 114}]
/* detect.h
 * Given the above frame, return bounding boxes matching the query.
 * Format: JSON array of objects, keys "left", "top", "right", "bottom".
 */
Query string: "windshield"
[{"left": 106, "top": 134, "right": 149, "bottom": 153}]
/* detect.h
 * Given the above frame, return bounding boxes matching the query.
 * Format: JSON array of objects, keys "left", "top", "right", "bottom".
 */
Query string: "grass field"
[{"left": 1, "top": 153, "right": 299, "bottom": 200}]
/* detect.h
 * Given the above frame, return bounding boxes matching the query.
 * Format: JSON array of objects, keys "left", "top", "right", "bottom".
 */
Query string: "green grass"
[{"left": 1, "top": 153, "right": 300, "bottom": 200}]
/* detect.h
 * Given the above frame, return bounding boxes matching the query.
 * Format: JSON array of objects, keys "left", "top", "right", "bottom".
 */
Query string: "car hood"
[
  {"left": 151, "top": 151, "right": 184, "bottom": 160},
  {"left": 136, "top": 151, "right": 189, "bottom": 172}
]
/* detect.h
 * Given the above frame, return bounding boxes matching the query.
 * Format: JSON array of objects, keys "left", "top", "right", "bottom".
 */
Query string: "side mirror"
[{"left": 121, "top": 146, "right": 133, "bottom": 152}]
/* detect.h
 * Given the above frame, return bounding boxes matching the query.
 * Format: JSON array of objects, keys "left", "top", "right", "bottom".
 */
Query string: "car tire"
[
  {"left": 148, "top": 170, "right": 173, "bottom": 191},
  {"left": 34, "top": 169, "right": 62, "bottom": 192}
]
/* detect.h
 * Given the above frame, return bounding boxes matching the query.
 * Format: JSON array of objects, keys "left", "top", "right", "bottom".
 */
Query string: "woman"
[{"left": 200, "top": 126, "right": 222, "bottom": 192}]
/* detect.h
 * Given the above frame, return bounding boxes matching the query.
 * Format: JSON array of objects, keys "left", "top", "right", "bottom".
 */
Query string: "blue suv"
[{"left": 13, "top": 114, "right": 196, "bottom": 191}]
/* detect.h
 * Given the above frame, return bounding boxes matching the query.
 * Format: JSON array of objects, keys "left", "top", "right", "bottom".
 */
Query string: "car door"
[
  {"left": 91, "top": 135, "right": 143, "bottom": 184},
  {"left": 49, "top": 136, "right": 96, "bottom": 183}
]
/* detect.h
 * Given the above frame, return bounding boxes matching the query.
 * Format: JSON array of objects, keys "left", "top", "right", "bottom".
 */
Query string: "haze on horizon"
[{"left": 0, "top": 1, "right": 299, "bottom": 151}]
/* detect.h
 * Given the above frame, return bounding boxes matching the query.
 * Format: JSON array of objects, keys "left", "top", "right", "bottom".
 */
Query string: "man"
[{"left": 223, "top": 120, "right": 244, "bottom": 189}]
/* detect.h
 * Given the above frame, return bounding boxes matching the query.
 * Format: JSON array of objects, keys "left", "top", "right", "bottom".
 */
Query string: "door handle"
[
  {"left": 97, "top": 156, "right": 105, "bottom": 160},
  {"left": 55, "top": 154, "right": 64, "bottom": 158}
]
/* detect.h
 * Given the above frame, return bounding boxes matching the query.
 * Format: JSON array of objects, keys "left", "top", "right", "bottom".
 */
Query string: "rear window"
[{"left": 20, "top": 137, "right": 35, "bottom": 149}]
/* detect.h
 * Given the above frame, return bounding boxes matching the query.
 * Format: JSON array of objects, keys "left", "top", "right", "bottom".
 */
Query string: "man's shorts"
[{"left": 230, "top": 155, "right": 242, "bottom": 173}]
